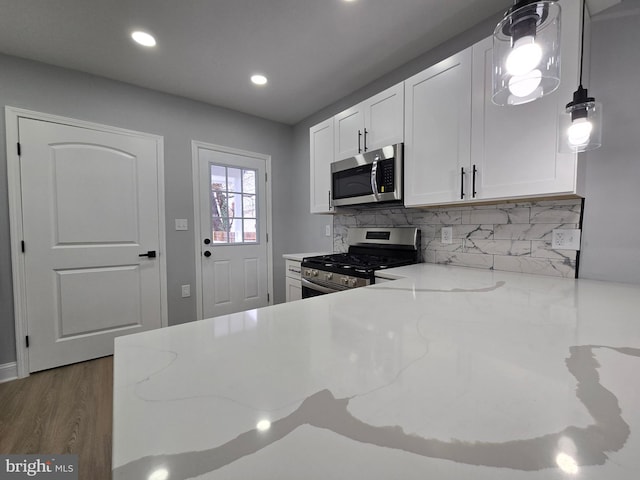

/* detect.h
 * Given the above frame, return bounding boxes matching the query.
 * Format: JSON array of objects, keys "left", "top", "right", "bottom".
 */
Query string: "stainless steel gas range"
[{"left": 300, "top": 227, "right": 420, "bottom": 298}]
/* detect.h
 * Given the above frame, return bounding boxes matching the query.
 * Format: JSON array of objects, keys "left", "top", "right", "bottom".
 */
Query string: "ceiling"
[{"left": 0, "top": 0, "right": 618, "bottom": 125}]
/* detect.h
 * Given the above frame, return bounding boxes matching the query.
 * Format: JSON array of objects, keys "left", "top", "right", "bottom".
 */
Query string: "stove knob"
[
  {"left": 349, "top": 278, "right": 357, "bottom": 287},
  {"left": 312, "top": 270, "right": 318, "bottom": 277},
  {"left": 341, "top": 277, "right": 349, "bottom": 285},
  {"left": 304, "top": 270, "right": 310, "bottom": 277},
  {"left": 326, "top": 273, "right": 333, "bottom": 280}
]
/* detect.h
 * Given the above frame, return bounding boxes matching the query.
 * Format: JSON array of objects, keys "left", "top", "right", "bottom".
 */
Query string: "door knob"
[
  {"left": 203, "top": 251, "right": 211, "bottom": 258},
  {"left": 139, "top": 250, "right": 156, "bottom": 258}
]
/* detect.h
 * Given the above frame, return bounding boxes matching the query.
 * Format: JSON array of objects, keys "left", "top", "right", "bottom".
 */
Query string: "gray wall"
[
  {"left": 579, "top": 1, "right": 640, "bottom": 284},
  {"left": 0, "top": 54, "right": 293, "bottom": 365}
]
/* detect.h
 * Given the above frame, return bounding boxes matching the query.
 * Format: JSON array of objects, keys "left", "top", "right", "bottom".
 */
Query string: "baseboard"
[{"left": 0, "top": 362, "right": 18, "bottom": 383}]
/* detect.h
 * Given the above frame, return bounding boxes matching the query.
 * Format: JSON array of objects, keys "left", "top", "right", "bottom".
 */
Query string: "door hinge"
[
  {"left": 17, "top": 142, "right": 21, "bottom": 156},
  {"left": 266, "top": 233, "right": 269, "bottom": 242},
  {"left": 267, "top": 293, "right": 270, "bottom": 302},
  {"left": 265, "top": 172, "right": 268, "bottom": 182},
  {"left": 21, "top": 240, "right": 25, "bottom": 253},
  {"left": 25, "top": 336, "right": 29, "bottom": 348}
]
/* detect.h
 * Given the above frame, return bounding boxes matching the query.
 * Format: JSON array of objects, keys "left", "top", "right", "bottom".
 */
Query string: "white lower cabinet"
[
  {"left": 403, "top": 0, "right": 585, "bottom": 207},
  {"left": 285, "top": 259, "right": 302, "bottom": 302}
]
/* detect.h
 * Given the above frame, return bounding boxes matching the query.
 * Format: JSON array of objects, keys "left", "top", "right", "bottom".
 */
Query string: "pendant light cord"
[{"left": 579, "top": 0, "right": 586, "bottom": 86}]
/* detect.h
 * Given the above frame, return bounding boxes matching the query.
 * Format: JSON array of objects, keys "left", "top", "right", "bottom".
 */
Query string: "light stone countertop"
[
  {"left": 282, "top": 252, "right": 331, "bottom": 262},
  {"left": 113, "top": 263, "right": 640, "bottom": 480}
]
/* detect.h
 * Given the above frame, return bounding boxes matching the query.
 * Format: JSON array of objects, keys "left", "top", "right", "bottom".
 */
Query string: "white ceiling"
[{"left": 0, "top": 0, "right": 617, "bottom": 125}]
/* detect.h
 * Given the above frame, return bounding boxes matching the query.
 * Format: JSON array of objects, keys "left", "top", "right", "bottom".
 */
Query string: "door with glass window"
[{"left": 197, "top": 146, "right": 269, "bottom": 318}]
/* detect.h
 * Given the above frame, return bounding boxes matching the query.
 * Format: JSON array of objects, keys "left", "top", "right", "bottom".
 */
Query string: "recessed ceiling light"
[
  {"left": 131, "top": 31, "right": 156, "bottom": 47},
  {"left": 251, "top": 74, "right": 268, "bottom": 86}
]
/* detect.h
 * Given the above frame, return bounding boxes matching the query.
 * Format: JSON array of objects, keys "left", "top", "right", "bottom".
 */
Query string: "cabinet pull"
[
  {"left": 460, "top": 167, "right": 466, "bottom": 199},
  {"left": 357, "top": 130, "right": 362, "bottom": 153},
  {"left": 472, "top": 165, "right": 478, "bottom": 198},
  {"left": 328, "top": 190, "right": 332, "bottom": 209},
  {"left": 363, "top": 128, "right": 368, "bottom": 152}
]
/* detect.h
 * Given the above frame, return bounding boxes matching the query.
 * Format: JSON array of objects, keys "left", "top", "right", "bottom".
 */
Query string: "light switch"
[
  {"left": 325, "top": 224, "right": 331, "bottom": 237},
  {"left": 175, "top": 219, "right": 188, "bottom": 231}
]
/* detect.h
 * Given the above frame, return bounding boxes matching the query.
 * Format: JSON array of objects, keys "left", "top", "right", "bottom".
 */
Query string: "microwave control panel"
[{"left": 377, "top": 158, "right": 395, "bottom": 193}]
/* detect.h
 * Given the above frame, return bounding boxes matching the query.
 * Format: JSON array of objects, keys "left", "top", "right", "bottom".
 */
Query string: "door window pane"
[
  {"left": 242, "top": 194, "right": 256, "bottom": 217},
  {"left": 243, "top": 170, "right": 256, "bottom": 194},
  {"left": 227, "top": 168, "right": 243, "bottom": 192},
  {"left": 210, "top": 165, "right": 227, "bottom": 190},
  {"left": 210, "top": 163, "right": 259, "bottom": 245}
]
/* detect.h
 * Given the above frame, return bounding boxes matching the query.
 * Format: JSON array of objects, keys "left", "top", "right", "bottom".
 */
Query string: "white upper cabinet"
[
  {"left": 334, "top": 83, "right": 404, "bottom": 160},
  {"left": 470, "top": 0, "right": 584, "bottom": 201},
  {"left": 404, "top": 48, "right": 472, "bottom": 206},
  {"left": 310, "top": 118, "right": 334, "bottom": 214},
  {"left": 403, "top": 0, "right": 585, "bottom": 207}
]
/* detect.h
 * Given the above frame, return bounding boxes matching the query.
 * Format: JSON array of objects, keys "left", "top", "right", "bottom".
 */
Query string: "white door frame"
[
  {"left": 191, "top": 140, "right": 274, "bottom": 320},
  {"left": 5, "top": 106, "right": 168, "bottom": 378}
]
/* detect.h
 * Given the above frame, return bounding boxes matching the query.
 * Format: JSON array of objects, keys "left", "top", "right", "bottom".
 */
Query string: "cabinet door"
[
  {"left": 404, "top": 48, "right": 472, "bottom": 206},
  {"left": 334, "top": 106, "right": 363, "bottom": 161},
  {"left": 470, "top": 1, "right": 582, "bottom": 201},
  {"left": 363, "top": 82, "right": 404, "bottom": 151},
  {"left": 285, "top": 277, "right": 302, "bottom": 302},
  {"left": 310, "top": 118, "right": 334, "bottom": 213}
]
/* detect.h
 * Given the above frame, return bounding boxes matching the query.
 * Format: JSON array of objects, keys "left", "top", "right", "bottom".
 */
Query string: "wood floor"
[{"left": 0, "top": 356, "right": 113, "bottom": 480}]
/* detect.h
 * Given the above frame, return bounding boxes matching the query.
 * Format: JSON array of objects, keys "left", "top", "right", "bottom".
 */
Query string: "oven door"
[{"left": 301, "top": 278, "right": 343, "bottom": 298}]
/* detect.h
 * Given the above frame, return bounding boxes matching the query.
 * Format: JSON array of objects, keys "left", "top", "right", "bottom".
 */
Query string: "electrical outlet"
[
  {"left": 441, "top": 226, "right": 453, "bottom": 244},
  {"left": 325, "top": 224, "right": 331, "bottom": 237},
  {"left": 181, "top": 284, "right": 191, "bottom": 298},
  {"left": 175, "top": 219, "right": 188, "bottom": 231},
  {"left": 552, "top": 229, "right": 581, "bottom": 250}
]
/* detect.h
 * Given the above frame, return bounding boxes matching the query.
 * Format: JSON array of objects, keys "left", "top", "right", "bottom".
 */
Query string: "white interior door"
[
  {"left": 19, "top": 118, "right": 164, "bottom": 372},
  {"left": 197, "top": 146, "right": 269, "bottom": 318}
]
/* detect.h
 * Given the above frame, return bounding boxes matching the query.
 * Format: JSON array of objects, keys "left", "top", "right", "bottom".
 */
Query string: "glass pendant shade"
[
  {"left": 559, "top": 86, "right": 602, "bottom": 153},
  {"left": 492, "top": 1, "right": 561, "bottom": 106}
]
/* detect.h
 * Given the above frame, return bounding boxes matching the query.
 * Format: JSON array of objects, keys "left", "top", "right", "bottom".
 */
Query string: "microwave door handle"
[{"left": 370, "top": 157, "right": 380, "bottom": 200}]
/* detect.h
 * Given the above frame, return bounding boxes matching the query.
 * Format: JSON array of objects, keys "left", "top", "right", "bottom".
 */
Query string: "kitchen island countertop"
[
  {"left": 282, "top": 252, "right": 331, "bottom": 262},
  {"left": 113, "top": 263, "right": 640, "bottom": 479}
]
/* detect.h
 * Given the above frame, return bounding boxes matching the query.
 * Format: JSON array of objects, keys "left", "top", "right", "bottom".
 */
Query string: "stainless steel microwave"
[{"left": 331, "top": 143, "right": 403, "bottom": 207}]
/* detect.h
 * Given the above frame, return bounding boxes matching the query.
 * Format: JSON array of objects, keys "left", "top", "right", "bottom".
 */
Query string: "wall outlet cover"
[
  {"left": 552, "top": 229, "right": 581, "bottom": 250},
  {"left": 325, "top": 224, "right": 331, "bottom": 237},
  {"left": 181, "top": 284, "right": 191, "bottom": 298},
  {"left": 441, "top": 226, "right": 453, "bottom": 244}
]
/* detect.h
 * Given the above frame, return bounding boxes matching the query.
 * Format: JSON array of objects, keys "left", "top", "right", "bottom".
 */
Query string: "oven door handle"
[
  {"left": 370, "top": 155, "right": 380, "bottom": 200},
  {"left": 301, "top": 278, "right": 340, "bottom": 295}
]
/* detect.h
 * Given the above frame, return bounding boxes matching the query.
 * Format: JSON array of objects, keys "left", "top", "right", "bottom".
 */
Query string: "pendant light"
[
  {"left": 559, "top": 0, "right": 602, "bottom": 152},
  {"left": 492, "top": 0, "right": 561, "bottom": 106}
]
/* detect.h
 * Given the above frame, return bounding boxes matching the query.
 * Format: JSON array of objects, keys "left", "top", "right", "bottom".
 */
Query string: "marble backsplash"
[{"left": 333, "top": 199, "right": 584, "bottom": 278}]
